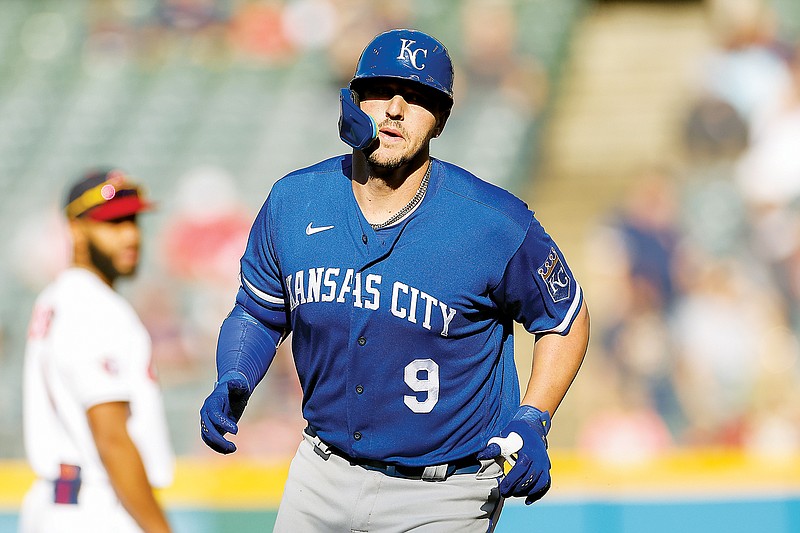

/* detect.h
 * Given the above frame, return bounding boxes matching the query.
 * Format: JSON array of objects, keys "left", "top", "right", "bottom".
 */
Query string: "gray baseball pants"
[{"left": 273, "top": 431, "right": 505, "bottom": 532}]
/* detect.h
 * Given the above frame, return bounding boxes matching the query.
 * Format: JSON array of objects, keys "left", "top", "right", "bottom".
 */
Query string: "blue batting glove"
[
  {"left": 199, "top": 371, "right": 251, "bottom": 454},
  {"left": 477, "top": 405, "right": 552, "bottom": 504}
]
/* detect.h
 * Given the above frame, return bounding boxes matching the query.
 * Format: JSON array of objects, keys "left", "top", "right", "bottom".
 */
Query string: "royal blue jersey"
[{"left": 239, "top": 155, "right": 583, "bottom": 466}]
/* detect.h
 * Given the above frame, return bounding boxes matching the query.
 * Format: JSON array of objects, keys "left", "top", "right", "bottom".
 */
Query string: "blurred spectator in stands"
[
  {"left": 158, "top": 165, "right": 303, "bottom": 456},
  {"left": 459, "top": 0, "right": 549, "bottom": 117},
  {"left": 577, "top": 363, "right": 673, "bottom": 465},
  {"left": 282, "top": 0, "right": 338, "bottom": 53},
  {"left": 737, "top": 41, "right": 800, "bottom": 204},
  {"left": 680, "top": 0, "right": 784, "bottom": 267},
  {"left": 326, "top": 1, "right": 414, "bottom": 88},
  {"left": 9, "top": 208, "right": 70, "bottom": 292},
  {"left": 83, "top": 2, "right": 140, "bottom": 75},
  {"left": 585, "top": 168, "right": 685, "bottom": 438},
  {"left": 86, "top": 0, "right": 232, "bottom": 67},
  {"left": 159, "top": 165, "right": 252, "bottom": 328},
  {"left": 599, "top": 283, "right": 683, "bottom": 437},
  {"left": 697, "top": 0, "right": 792, "bottom": 131},
  {"left": 684, "top": 180, "right": 749, "bottom": 265},
  {"left": 734, "top": 41, "right": 800, "bottom": 326},
  {"left": 156, "top": 0, "right": 231, "bottom": 65},
  {"left": 605, "top": 167, "right": 681, "bottom": 313},
  {"left": 158, "top": 167, "right": 249, "bottom": 354},
  {"left": 682, "top": 95, "right": 749, "bottom": 166},
  {"left": 130, "top": 277, "right": 196, "bottom": 386},
  {"left": 155, "top": 0, "right": 225, "bottom": 31},
  {"left": 669, "top": 254, "right": 786, "bottom": 446},
  {"left": 743, "top": 323, "right": 800, "bottom": 458},
  {"left": 585, "top": 159, "right": 797, "bottom": 449},
  {"left": 227, "top": 0, "right": 295, "bottom": 65}
]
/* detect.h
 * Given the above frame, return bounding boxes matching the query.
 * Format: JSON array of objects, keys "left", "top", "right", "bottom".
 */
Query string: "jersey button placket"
[{"left": 352, "top": 335, "right": 368, "bottom": 447}]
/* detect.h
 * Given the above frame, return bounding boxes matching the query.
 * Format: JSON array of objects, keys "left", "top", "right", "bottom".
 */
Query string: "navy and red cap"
[{"left": 64, "top": 168, "right": 153, "bottom": 221}]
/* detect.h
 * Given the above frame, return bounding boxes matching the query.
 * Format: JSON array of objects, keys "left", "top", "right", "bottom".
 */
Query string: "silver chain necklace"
[{"left": 370, "top": 164, "right": 431, "bottom": 230}]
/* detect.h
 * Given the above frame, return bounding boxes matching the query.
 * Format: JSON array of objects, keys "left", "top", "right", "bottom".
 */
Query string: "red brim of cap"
[{"left": 83, "top": 196, "right": 154, "bottom": 221}]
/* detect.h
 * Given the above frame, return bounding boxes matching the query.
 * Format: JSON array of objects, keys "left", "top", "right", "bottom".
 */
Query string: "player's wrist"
[
  {"left": 215, "top": 370, "right": 250, "bottom": 393},
  {"left": 514, "top": 405, "right": 551, "bottom": 438}
]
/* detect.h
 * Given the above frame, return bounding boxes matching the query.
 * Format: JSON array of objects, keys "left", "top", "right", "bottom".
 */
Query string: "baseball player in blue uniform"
[{"left": 200, "top": 28, "right": 590, "bottom": 532}]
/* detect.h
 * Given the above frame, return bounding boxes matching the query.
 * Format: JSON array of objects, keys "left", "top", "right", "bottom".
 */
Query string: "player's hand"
[
  {"left": 477, "top": 405, "right": 552, "bottom": 505},
  {"left": 199, "top": 371, "right": 251, "bottom": 454}
]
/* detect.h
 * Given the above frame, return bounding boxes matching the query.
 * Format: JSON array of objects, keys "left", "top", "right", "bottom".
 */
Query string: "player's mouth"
[
  {"left": 379, "top": 127, "right": 404, "bottom": 140},
  {"left": 119, "top": 248, "right": 139, "bottom": 264}
]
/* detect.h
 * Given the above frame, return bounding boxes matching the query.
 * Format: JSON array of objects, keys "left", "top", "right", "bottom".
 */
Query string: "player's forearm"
[
  {"left": 216, "top": 303, "right": 282, "bottom": 391},
  {"left": 98, "top": 436, "right": 171, "bottom": 533},
  {"left": 521, "top": 300, "right": 589, "bottom": 415},
  {"left": 88, "top": 402, "right": 171, "bottom": 533}
]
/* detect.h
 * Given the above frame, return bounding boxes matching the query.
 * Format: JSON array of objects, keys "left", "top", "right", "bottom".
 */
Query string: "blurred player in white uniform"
[{"left": 21, "top": 168, "right": 174, "bottom": 533}]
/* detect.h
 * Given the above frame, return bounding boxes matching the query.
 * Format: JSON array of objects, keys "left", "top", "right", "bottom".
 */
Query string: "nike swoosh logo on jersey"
[{"left": 306, "top": 222, "right": 335, "bottom": 235}]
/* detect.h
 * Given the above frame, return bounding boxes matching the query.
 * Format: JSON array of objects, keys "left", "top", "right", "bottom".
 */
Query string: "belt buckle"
[
  {"left": 306, "top": 429, "right": 475, "bottom": 482},
  {"left": 422, "top": 464, "right": 449, "bottom": 481},
  {"left": 383, "top": 463, "right": 448, "bottom": 481},
  {"left": 306, "top": 431, "right": 331, "bottom": 461}
]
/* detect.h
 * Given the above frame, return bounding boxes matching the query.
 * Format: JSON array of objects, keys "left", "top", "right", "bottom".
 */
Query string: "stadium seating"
[{"left": 0, "top": 0, "right": 584, "bottom": 458}]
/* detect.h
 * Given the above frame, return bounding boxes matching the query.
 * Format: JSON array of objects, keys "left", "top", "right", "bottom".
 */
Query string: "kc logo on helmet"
[
  {"left": 398, "top": 39, "right": 428, "bottom": 70},
  {"left": 537, "top": 247, "right": 571, "bottom": 303}
]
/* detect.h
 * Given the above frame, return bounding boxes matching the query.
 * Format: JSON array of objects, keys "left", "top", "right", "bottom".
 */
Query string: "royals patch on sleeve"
[{"left": 537, "top": 247, "right": 572, "bottom": 303}]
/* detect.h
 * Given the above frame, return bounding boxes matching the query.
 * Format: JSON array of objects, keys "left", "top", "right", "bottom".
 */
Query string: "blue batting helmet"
[{"left": 349, "top": 28, "right": 454, "bottom": 104}]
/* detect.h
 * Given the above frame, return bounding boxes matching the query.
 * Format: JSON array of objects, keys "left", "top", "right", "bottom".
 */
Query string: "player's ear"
[
  {"left": 433, "top": 108, "right": 450, "bottom": 138},
  {"left": 68, "top": 219, "right": 89, "bottom": 251},
  {"left": 68, "top": 219, "right": 82, "bottom": 238}
]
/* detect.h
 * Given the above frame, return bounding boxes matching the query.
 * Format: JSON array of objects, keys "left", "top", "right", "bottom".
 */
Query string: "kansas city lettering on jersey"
[
  {"left": 287, "top": 267, "right": 381, "bottom": 310},
  {"left": 285, "top": 267, "right": 456, "bottom": 337}
]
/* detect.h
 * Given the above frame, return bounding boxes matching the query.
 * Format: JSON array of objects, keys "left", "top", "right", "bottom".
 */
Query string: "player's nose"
[
  {"left": 385, "top": 95, "right": 406, "bottom": 120},
  {"left": 117, "top": 220, "right": 141, "bottom": 244}
]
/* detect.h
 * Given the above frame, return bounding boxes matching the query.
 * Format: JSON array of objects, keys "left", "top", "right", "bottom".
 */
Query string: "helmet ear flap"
[{"left": 338, "top": 88, "right": 378, "bottom": 150}]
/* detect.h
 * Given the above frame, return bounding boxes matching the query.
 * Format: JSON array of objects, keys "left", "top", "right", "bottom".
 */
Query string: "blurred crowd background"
[{"left": 1, "top": 0, "right": 800, "bottom": 474}]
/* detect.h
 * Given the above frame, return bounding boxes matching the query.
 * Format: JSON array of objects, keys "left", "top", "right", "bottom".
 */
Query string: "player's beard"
[
  {"left": 366, "top": 152, "right": 405, "bottom": 170},
  {"left": 88, "top": 239, "right": 136, "bottom": 284},
  {"left": 366, "top": 120, "right": 430, "bottom": 172}
]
